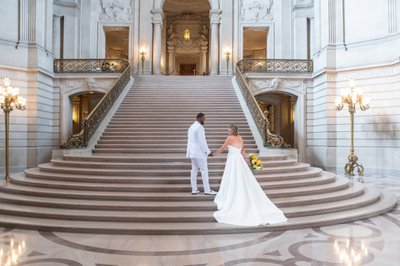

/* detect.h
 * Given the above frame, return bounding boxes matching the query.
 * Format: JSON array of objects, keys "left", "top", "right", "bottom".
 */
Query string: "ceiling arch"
[{"left": 153, "top": 0, "right": 220, "bottom": 11}]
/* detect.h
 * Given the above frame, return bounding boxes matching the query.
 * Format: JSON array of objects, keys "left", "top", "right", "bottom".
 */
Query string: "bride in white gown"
[{"left": 211, "top": 124, "right": 287, "bottom": 226}]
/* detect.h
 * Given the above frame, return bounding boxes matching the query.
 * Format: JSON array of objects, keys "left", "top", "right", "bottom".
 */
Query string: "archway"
[
  {"left": 152, "top": 0, "right": 221, "bottom": 75},
  {"left": 70, "top": 92, "right": 105, "bottom": 134},
  {"left": 256, "top": 93, "right": 296, "bottom": 147},
  {"left": 252, "top": 82, "right": 307, "bottom": 163}
]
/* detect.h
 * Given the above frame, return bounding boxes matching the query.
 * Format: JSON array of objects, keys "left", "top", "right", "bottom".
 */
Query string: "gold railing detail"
[
  {"left": 235, "top": 58, "right": 310, "bottom": 148},
  {"left": 55, "top": 59, "right": 130, "bottom": 148},
  {"left": 54, "top": 59, "right": 129, "bottom": 73},
  {"left": 237, "top": 58, "right": 313, "bottom": 73}
]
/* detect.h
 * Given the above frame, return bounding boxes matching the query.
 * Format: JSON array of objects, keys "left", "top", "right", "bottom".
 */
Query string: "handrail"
[
  {"left": 54, "top": 59, "right": 129, "bottom": 73},
  {"left": 237, "top": 58, "right": 313, "bottom": 73},
  {"left": 235, "top": 59, "right": 292, "bottom": 148},
  {"left": 56, "top": 59, "right": 131, "bottom": 148}
]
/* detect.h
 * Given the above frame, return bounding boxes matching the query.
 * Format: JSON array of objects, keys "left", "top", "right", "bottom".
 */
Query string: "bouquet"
[{"left": 249, "top": 153, "right": 263, "bottom": 172}]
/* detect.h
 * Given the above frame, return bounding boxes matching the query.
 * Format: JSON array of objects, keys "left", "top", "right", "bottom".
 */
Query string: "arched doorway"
[
  {"left": 256, "top": 93, "right": 296, "bottom": 148},
  {"left": 162, "top": 0, "right": 211, "bottom": 75},
  {"left": 152, "top": 0, "right": 221, "bottom": 75},
  {"left": 70, "top": 92, "right": 105, "bottom": 134}
]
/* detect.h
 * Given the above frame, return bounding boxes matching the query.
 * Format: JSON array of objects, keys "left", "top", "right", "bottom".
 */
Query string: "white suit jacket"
[{"left": 186, "top": 121, "right": 211, "bottom": 159}]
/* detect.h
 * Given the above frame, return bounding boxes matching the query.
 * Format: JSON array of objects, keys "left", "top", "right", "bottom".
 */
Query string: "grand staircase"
[{"left": 0, "top": 76, "right": 396, "bottom": 234}]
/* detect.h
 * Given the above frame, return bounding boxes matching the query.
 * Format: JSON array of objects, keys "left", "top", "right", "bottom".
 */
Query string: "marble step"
[
  {"left": 107, "top": 121, "right": 250, "bottom": 126},
  {"left": 62, "top": 154, "right": 285, "bottom": 163},
  {"left": 3, "top": 177, "right": 350, "bottom": 200},
  {"left": 24, "top": 167, "right": 323, "bottom": 184},
  {"left": 103, "top": 127, "right": 253, "bottom": 132},
  {"left": 100, "top": 132, "right": 254, "bottom": 137},
  {"left": 0, "top": 180, "right": 365, "bottom": 210},
  {"left": 38, "top": 163, "right": 308, "bottom": 176},
  {"left": 49, "top": 159, "right": 296, "bottom": 170},
  {"left": 11, "top": 172, "right": 336, "bottom": 192},
  {"left": 92, "top": 148, "right": 259, "bottom": 154},
  {"left": 113, "top": 112, "right": 247, "bottom": 118},
  {"left": 94, "top": 144, "right": 258, "bottom": 150},
  {"left": 0, "top": 190, "right": 395, "bottom": 235},
  {"left": 0, "top": 188, "right": 381, "bottom": 223},
  {"left": 96, "top": 140, "right": 257, "bottom": 145}
]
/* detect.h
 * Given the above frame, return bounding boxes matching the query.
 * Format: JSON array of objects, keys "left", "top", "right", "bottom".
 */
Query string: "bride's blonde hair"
[{"left": 229, "top": 124, "right": 239, "bottom": 136}]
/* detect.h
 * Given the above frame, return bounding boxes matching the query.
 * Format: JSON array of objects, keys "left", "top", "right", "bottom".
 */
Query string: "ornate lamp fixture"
[
  {"left": 0, "top": 78, "right": 27, "bottom": 183},
  {"left": 183, "top": 28, "right": 191, "bottom": 41},
  {"left": 224, "top": 47, "right": 231, "bottom": 76},
  {"left": 139, "top": 47, "right": 147, "bottom": 76},
  {"left": 335, "top": 78, "right": 370, "bottom": 179}
]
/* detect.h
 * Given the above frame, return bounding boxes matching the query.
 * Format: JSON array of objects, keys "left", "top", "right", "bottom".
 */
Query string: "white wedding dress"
[{"left": 214, "top": 145, "right": 287, "bottom": 226}]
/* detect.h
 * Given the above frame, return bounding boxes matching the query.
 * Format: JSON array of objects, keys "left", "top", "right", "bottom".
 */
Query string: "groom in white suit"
[{"left": 187, "top": 113, "right": 217, "bottom": 195}]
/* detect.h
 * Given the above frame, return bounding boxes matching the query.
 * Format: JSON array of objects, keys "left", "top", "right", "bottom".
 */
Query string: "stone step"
[
  {"left": 0, "top": 190, "right": 395, "bottom": 234},
  {"left": 50, "top": 158, "right": 291, "bottom": 170},
  {"left": 38, "top": 163, "right": 310, "bottom": 176},
  {"left": 24, "top": 167, "right": 323, "bottom": 184},
  {"left": 93, "top": 144, "right": 258, "bottom": 150},
  {"left": 3, "top": 177, "right": 349, "bottom": 199},
  {"left": 96, "top": 140, "right": 257, "bottom": 145},
  {"left": 98, "top": 136, "right": 255, "bottom": 142},
  {"left": 92, "top": 148, "right": 259, "bottom": 154},
  {"left": 107, "top": 121, "right": 250, "bottom": 125},
  {"left": 62, "top": 154, "right": 285, "bottom": 163},
  {"left": 100, "top": 132, "right": 254, "bottom": 136},
  {"left": 0, "top": 188, "right": 381, "bottom": 223},
  {"left": 4, "top": 177, "right": 349, "bottom": 201},
  {"left": 0, "top": 179, "right": 366, "bottom": 209},
  {"left": 13, "top": 172, "right": 335, "bottom": 192}
]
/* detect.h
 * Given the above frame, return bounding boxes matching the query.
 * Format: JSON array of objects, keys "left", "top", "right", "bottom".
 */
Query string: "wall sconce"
[
  {"left": 139, "top": 47, "right": 147, "bottom": 76},
  {"left": 0, "top": 78, "right": 27, "bottom": 183},
  {"left": 335, "top": 78, "right": 370, "bottom": 180},
  {"left": 224, "top": 47, "right": 231, "bottom": 76}
]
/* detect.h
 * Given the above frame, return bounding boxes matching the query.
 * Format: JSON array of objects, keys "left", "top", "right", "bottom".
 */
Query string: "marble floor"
[{"left": 0, "top": 175, "right": 399, "bottom": 266}]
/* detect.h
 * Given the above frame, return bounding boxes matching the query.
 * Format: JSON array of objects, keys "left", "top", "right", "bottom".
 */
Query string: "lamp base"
[{"left": 344, "top": 153, "right": 364, "bottom": 181}]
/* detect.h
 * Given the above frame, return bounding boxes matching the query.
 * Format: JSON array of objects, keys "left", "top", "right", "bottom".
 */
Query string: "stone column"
[
  {"left": 167, "top": 45, "right": 175, "bottom": 74},
  {"left": 151, "top": 9, "right": 163, "bottom": 75},
  {"left": 200, "top": 45, "right": 208, "bottom": 75},
  {"left": 209, "top": 9, "right": 221, "bottom": 75}
]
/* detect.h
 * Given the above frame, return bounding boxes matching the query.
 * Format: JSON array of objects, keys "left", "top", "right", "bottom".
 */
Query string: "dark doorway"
[{"left": 179, "top": 64, "right": 196, "bottom": 75}]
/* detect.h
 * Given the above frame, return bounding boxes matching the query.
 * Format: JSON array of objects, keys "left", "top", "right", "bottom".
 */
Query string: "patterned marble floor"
[{"left": 0, "top": 175, "right": 399, "bottom": 266}]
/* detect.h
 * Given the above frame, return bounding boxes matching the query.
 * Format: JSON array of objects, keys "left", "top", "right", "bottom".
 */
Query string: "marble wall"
[
  {"left": 0, "top": 0, "right": 57, "bottom": 174},
  {"left": 308, "top": 0, "right": 400, "bottom": 175}
]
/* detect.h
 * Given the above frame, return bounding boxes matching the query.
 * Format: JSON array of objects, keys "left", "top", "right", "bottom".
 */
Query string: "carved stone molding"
[
  {"left": 58, "top": 78, "right": 115, "bottom": 95},
  {"left": 240, "top": 0, "right": 274, "bottom": 23},
  {"left": 209, "top": 9, "right": 222, "bottom": 24},
  {"left": 249, "top": 77, "right": 312, "bottom": 96},
  {"left": 151, "top": 9, "right": 164, "bottom": 24},
  {"left": 99, "top": 0, "right": 133, "bottom": 22}
]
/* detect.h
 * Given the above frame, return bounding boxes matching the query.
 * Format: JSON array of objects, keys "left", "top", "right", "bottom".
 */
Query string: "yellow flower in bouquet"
[{"left": 249, "top": 153, "right": 263, "bottom": 171}]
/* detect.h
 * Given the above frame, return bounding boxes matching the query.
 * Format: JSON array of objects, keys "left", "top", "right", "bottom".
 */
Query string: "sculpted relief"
[
  {"left": 99, "top": 0, "right": 133, "bottom": 22},
  {"left": 240, "top": 0, "right": 274, "bottom": 22}
]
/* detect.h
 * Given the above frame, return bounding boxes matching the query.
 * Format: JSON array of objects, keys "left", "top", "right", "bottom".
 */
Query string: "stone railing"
[
  {"left": 54, "top": 59, "right": 129, "bottom": 73},
  {"left": 56, "top": 59, "right": 130, "bottom": 148},
  {"left": 237, "top": 58, "right": 313, "bottom": 73},
  {"left": 235, "top": 59, "right": 298, "bottom": 148}
]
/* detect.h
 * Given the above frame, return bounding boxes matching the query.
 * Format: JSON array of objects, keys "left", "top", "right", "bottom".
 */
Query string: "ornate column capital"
[
  {"left": 151, "top": 9, "right": 164, "bottom": 25},
  {"left": 209, "top": 9, "right": 222, "bottom": 24}
]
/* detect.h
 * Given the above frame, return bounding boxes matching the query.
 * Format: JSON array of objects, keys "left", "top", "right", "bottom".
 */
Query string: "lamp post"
[
  {"left": 335, "top": 78, "right": 370, "bottom": 179},
  {"left": 224, "top": 48, "right": 231, "bottom": 76},
  {"left": 139, "top": 48, "right": 146, "bottom": 76},
  {"left": 0, "top": 78, "right": 27, "bottom": 183}
]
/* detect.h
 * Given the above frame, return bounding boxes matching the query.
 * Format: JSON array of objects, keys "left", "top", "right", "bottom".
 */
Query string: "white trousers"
[{"left": 190, "top": 158, "right": 211, "bottom": 193}]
